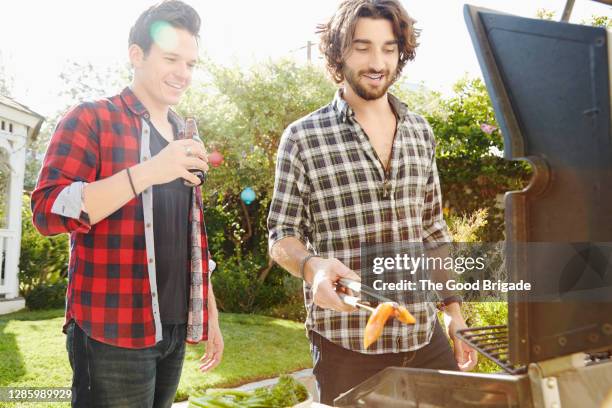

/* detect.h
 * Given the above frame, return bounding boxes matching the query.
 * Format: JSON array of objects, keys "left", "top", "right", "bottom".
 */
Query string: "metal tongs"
[{"left": 337, "top": 278, "right": 398, "bottom": 313}]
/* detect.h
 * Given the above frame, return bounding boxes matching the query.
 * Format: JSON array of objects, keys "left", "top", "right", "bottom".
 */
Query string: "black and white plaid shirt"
[{"left": 268, "top": 90, "right": 450, "bottom": 354}]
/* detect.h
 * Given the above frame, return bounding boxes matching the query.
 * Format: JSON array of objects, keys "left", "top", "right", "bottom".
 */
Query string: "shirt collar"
[
  {"left": 120, "top": 87, "right": 185, "bottom": 133},
  {"left": 120, "top": 87, "right": 148, "bottom": 116},
  {"left": 332, "top": 88, "right": 409, "bottom": 123}
]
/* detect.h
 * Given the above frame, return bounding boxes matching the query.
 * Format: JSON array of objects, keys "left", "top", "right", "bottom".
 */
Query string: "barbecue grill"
[{"left": 333, "top": 2, "right": 612, "bottom": 407}]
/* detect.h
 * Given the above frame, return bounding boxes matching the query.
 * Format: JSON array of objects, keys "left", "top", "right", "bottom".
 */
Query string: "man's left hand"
[
  {"left": 199, "top": 319, "right": 224, "bottom": 372},
  {"left": 445, "top": 311, "right": 478, "bottom": 371}
]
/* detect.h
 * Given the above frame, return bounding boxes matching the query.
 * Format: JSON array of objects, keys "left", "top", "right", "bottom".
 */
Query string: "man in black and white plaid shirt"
[{"left": 268, "top": 0, "right": 477, "bottom": 403}]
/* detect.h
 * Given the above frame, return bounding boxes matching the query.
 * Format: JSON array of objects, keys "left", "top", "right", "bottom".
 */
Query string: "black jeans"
[
  {"left": 309, "top": 321, "right": 458, "bottom": 405},
  {"left": 66, "top": 321, "right": 186, "bottom": 408}
]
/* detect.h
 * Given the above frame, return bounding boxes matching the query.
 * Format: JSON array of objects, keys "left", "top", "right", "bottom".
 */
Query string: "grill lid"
[{"left": 464, "top": 5, "right": 612, "bottom": 364}]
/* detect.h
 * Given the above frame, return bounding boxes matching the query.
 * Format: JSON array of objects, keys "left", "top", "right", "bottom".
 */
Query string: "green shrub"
[
  {"left": 462, "top": 301, "right": 508, "bottom": 373},
  {"left": 446, "top": 208, "right": 488, "bottom": 243},
  {"left": 260, "top": 276, "right": 307, "bottom": 322},
  {"left": 428, "top": 78, "right": 531, "bottom": 242},
  {"left": 444, "top": 209, "right": 509, "bottom": 373},
  {"left": 24, "top": 281, "right": 67, "bottom": 310},
  {"left": 19, "top": 195, "right": 69, "bottom": 297},
  {"left": 210, "top": 252, "right": 288, "bottom": 313}
]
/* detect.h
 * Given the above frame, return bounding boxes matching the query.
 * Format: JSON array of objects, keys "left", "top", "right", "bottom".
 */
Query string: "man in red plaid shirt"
[{"left": 31, "top": 1, "right": 222, "bottom": 406}]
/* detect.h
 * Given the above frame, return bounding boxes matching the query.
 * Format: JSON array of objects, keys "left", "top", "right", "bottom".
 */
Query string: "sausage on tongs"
[{"left": 337, "top": 278, "right": 416, "bottom": 349}]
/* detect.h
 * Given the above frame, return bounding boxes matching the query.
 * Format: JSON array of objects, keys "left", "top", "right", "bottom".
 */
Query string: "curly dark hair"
[
  {"left": 129, "top": 0, "right": 201, "bottom": 55},
  {"left": 317, "top": 0, "right": 420, "bottom": 83}
]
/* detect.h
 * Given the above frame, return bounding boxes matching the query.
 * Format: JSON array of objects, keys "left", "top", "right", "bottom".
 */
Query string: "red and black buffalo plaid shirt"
[{"left": 31, "top": 87, "right": 209, "bottom": 348}]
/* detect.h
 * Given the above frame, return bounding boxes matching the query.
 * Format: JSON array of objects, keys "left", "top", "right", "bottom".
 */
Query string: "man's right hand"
[
  {"left": 305, "top": 257, "right": 361, "bottom": 313},
  {"left": 146, "top": 139, "right": 209, "bottom": 186}
]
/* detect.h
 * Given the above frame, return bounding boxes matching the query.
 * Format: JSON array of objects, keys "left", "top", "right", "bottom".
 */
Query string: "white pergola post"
[{"left": 0, "top": 96, "right": 43, "bottom": 303}]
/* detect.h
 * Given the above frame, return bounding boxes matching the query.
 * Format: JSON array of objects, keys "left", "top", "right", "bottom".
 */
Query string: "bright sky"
[{"left": 0, "top": 0, "right": 610, "bottom": 117}]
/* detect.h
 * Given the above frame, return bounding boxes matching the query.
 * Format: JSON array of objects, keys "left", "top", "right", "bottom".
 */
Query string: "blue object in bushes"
[{"left": 240, "top": 187, "right": 256, "bottom": 205}]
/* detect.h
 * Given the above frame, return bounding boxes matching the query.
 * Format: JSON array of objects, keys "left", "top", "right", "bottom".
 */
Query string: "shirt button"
[
  {"left": 146, "top": 223, "right": 151, "bottom": 228},
  {"left": 152, "top": 292, "right": 157, "bottom": 298},
  {"left": 149, "top": 258, "right": 154, "bottom": 263}
]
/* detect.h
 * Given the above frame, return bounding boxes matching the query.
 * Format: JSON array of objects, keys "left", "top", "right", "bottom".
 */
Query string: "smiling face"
[
  {"left": 341, "top": 17, "right": 399, "bottom": 101},
  {"left": 130, "top": 26, "right": 198, "bottom": 109}
]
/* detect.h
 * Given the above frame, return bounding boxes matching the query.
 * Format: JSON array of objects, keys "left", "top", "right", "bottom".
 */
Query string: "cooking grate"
[{"left": 455, "top": 324, "right": 527, "bottom": 375}]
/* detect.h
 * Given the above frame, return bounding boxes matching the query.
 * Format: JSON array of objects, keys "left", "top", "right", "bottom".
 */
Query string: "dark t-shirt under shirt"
[{"left": 148, "top": 122, "right": 191, "bottom": 324}]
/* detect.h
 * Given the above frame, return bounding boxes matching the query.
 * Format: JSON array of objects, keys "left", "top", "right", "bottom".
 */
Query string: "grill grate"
[{"left": 455, "top": 325, "right": 527, "bottom": 374}]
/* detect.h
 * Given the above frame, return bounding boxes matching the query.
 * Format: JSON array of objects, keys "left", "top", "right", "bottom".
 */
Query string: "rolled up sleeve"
[
  {"left": 267, "top": 127, "right": 311, "bottom": 248},
  {"left": 31, "top": 103, "right": 99, "bottom": 236}
]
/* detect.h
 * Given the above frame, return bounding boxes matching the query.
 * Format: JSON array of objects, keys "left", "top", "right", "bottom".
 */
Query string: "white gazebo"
[{"left": 0, "top": 94, "right": 43, "bottom": 314}]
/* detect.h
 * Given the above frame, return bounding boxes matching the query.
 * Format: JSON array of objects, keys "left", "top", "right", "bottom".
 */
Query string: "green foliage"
[
  {"left": 0, "top": 149, "right": 9, "bottom": 229},
  {"left": 432, "top": 78, "right": 500, "bottom": 160},
  {"left": 537, "top": 7, "right": 611, "bottom": 28},
  {"left": 259, "top": 276, "right": 307, "bottom": 322},
  {"left": 428, "top": 77, "right": 530, "bottom": 241},
  {"left": 24, "top": 123, "right": 53, "bottom": 193},
  {"left": 446, "top": 208, "right": 488, "bottom": 243},
  {"left": 177, "top": 60, "right": 335, "bottom": 314},
  {"left": 583, "top": 15, "right": 611, "bottom": 28},
  {"left": 462, "top": 302, "right": 508, "bottom": 373},
  {"left": 19, "top": 195, "right": 69, "bottom": 298},
  {"left": 536, "top": 8, "right": 555, "bottom": 20},
  {"left": 209, "top": 251, "right": 286, "bottom": 312},
  {"left": 445, "top": 210, "right": 508, "bottom": 372},
  {"left": 24, "top": 281, "right": 67, "bottom": 310}
]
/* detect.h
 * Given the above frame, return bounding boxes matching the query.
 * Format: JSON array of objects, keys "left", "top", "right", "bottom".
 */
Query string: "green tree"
[
  {"left": 536, "top": 7, "right": 611, "bottom": 28},
  {"left": 0, "top": 149, "right": 10, "bottom": 228},
  {"left": 175, "top": 59, "right": 336, "bottom": 311},
  {"left": 0, "top": 54, "right": 12, "bottom": 226},
  {"left": 535, "top": 8, "right": 555, "bottom": 20},
  {"left": 582, "top": 15, "right": 611, "bottom": 28},
  {"left": 427, "top": 77, "right": 530, "bottom": 241}
]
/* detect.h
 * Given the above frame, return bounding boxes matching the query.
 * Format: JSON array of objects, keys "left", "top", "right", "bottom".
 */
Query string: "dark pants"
[
  {"left": 309, "top": 321, "right": 458, "bottom": 405},
  {"left": 66, "top": 321, "right": 186, "bottom": 408}
]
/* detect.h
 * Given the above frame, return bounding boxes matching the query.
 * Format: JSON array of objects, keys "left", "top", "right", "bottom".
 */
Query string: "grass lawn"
[{"left": 0, "top": 309, "right": 312, "bottom": 406}]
